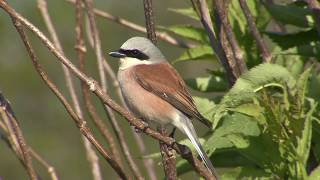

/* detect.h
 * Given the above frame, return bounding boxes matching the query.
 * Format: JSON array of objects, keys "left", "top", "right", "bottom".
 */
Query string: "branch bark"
[
  {"left": 82, "top": 0, "right": 144, "bottom": 179},
  {"left": 212, "top": 0, "right": 247, "bottom": 74},
  {"left": 0, "top": 1, "right": 213, "bottom": 178},
  {"left": 4, "top": 7, "right": 128, "bottom": 178},
  {"left": 0, "top": 93, "right": 38, "bottom": 180},
  {"left": 36, "top": 1, "right": 103, "bottom": 179},
  {"left": 239, "top": 0, "right": 271, "bottom": 63}
]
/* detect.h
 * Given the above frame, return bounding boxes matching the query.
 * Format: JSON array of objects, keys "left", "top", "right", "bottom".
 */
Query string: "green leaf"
[
  {"left": 221, "top": 167, "right": 271, "bottom": 180},
  {"left": 193, "top": 96, "right": 216, "bottom": 121},
  {"left": 173, "top": 45, "right": 215, "bottom": 63},
  {"left": 168, "top": 8, "right": 199, "bottom": 20},
  {"left": 205, "top": 113, "right": 260, "bottom": 154},
  {"left": 265, "top": 29, "right": 318, "bottom": 50},
  {"left": 185, "top": 75, "right": 228, "bottom": 92},
  {"left": 264, "top": 3, "right": 314, "bottom": 27},
  {"left": 161, "top": 25, "right": 209, "bottom": 43},
  {"left": 228, "top": 103, "right": 264, "bottom": 119}
]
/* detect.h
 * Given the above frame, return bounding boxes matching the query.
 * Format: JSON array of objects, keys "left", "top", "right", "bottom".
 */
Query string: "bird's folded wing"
[{"left": 133, "top": 63, "right": 212, "bottom": 128}]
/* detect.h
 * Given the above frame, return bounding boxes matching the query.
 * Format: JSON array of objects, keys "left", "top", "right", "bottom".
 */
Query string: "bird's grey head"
[{"left": 109, "top": 37, "right": 165, "bottom": 65}]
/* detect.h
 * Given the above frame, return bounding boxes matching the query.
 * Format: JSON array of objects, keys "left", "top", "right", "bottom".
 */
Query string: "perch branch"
[
  {"left": 239, "top": 0, "right": 271, "bottom": 63},
  {"left": 6, "top": 10, "right": 128, "bottom": 179},
  {"left": 36, "top": 1, "right": 103, "bottom": 179},
  {"left": 82, "top": 0, "right": 144, "bottom": 179},
  {"left": 143, "top": 0, "right": 178, "bottom": 178},
  {"left": 0, "top": 2, "right": 213, "bottom": 178}
]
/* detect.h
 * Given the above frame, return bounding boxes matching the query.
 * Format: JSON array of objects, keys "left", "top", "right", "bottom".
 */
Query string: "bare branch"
[
  {"left": 143, "top": 0, "right": 157, "bottom": 43},
  {"left": 74, "top": 0, "right": 124, "bottom": 169},
  {"left": 0, "top": 2, "right": 213, "bottom": 178},
  {"left": 1, "top": 5, "right": 128, "bottom": 178},
  {"left": 212, "top": 0, "right": 247, "bottom": 74},
  {"left": 0, "top": 93, "right": 38, "bottom": 180},
  {"left": 82, "top": 0, "right": 143, "bottom": 179},
  {"left": 36, "top": 1, "right": 103, "bottom": 179},
  {"left": 239, "top": 0, "right": 272, "bottom": 63},
  {"left": 192, "top": 0, "right": 237, "bottom": 85}
]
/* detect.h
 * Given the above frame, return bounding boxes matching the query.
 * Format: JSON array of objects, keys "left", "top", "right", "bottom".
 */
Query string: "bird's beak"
[{"left": 109, "top": 50, "right": 126, "bottom": 58}]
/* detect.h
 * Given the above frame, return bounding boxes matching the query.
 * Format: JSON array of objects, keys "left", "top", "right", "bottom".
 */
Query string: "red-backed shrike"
[{"left": 109, "top": 37, "right": 218, "bottom": 178}]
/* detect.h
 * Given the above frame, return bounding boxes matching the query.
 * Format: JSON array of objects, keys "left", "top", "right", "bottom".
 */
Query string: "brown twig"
[
  {"left": 192, "top": 0, "right": 237, "bottom": 85},
  {"left": 0, "top": 94, "right": 38, "bottom": 180},
  {"left": 82, "top": 0, "right": 144, "bottom": 179},
  {"left": 74, "top": 0, "right": 124, "bottom": 169},
  {"left": 36, "top": 1, "right": 103, "bottom": 179},
  {"left": 66, "top": 0, "right": 194, "bottom": 48},
  {"left": 305, "top": 0, "right": 320, "bottom": 39},
  {"left": 158, "top": 128, "right": 177, "bottom": 180},
  {"left": 239, "top": 0, "right": 272, "bottom": 63},
  {"left": 4, "top": 7, "right": 128, "bottom": 179},
  {"left": 0, "top": 2, "right": 213, "bottom": 178},
  {"left": 142, "top": 0, "right": 178, "bottom": 178},
  {"left": 212, "top": 0, "right": 247, "bottom": 74}
]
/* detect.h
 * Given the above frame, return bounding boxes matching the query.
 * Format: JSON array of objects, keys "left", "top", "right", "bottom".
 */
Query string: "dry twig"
[
  {"left": 239, "top": 0, "right": 271, "bottom": 63},
  {"left": 0, "top": 1, "right": 213, "bottom": 178},
  {"left": 82, "top": 0, "right": 144, "bottom": 179},
  {"left": 0, "top": 94, "right": 38, "bottom": 180},
  {"left": 36, "top": 1, "right": 103, "bottom": 179}
]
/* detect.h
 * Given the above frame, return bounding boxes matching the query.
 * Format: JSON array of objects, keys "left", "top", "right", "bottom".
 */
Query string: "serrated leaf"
[
  {"left": 173, "top": 45, "right": 215, "bottom": 63},
  {"left": 264, "top": 3, "right": 314, "bottom": 27},
  {"left": 185, "top": 75, "right": 228, "bottom": 92},
  {"left": 265, "top": 29, "right": 318, "bottom": 50},
  {"left": 168, "top": 8, "right": 199, "bottom": 20},
  {"left": 161, "top": 25, "right": 209, "bottom": 43}
]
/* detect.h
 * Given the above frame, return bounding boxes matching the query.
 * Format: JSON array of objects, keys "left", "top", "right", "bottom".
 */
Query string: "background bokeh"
[{"left": 0, "top": 0, "right": 214, "bottom": 179}]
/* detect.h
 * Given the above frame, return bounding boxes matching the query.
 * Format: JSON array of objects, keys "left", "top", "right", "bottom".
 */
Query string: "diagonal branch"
[
  {"left": 36, "top": 1, "right": 103, "bottom": 179},
  {"left": 82, "top": 0, "right": 144, "bottom": 179},
  {"left": 212, "top": 0, "right": 247, "bottom": 74},
  {"left": 0, "top": 93, "right": 38, "bottom": 180},
  {"left": 0, "top": 1, "right": 213, "bottom": 178},
  {"left": 239, "top": 0, "right": 271, "bottom": 63},
  {"left": 6, "top": 11, "right": 128, "bottom": 179},
  {"left": 74, "top": 0, "right": 124, "bottom": 169}
]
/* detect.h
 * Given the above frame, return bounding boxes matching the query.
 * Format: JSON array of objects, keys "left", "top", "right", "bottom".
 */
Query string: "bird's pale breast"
[{"left": 118, "top": 67, "right": 176, "bottom": 125}]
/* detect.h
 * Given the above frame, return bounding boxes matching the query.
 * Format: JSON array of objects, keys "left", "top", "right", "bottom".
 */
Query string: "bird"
[{"left": 109, "top": 36, "right": 218, "bottom": 178}]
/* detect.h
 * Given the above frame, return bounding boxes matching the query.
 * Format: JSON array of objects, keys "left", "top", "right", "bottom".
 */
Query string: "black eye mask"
[{"left": 118, "top": 49, "right": 150, "bottom": 60}]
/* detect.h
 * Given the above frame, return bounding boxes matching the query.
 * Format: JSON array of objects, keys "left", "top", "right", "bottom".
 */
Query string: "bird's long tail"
[{"left": 176, "top": 115, "right": 219, "bottom": 179}]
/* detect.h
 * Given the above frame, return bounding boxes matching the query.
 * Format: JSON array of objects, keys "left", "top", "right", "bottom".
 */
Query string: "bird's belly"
[{"left": 118, "top": 69, "right": 175, "bottom": 125}]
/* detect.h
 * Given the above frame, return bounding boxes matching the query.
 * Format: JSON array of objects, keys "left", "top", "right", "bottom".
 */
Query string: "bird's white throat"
[{"left": 119, "top": 57, "right": 153, "bottom": 70}]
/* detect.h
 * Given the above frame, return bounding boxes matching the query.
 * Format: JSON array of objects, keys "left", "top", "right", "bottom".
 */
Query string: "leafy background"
[{"left": 1, "top": 0, "right": 320, "bottom": 179}]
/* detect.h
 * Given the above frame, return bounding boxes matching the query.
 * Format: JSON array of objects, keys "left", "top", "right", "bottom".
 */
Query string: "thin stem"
[
  {"left": 0, "top": 2, "right": 213, "bottom": 178},
  {"left": 212, "top": 0, "right": 247, "bottom": 74},
  {"left": 7, "top": 11, "right": 128, "bottom": 179},
  {"left": 142, "top": 0, "right": 177, "bottom": 178},
  {"left": 82, "top": 0, "right": 143, "bottom": 179},
  {"left": 74, "top": 0, "right": 124, "bottom": 169},
  {"left": 0, "top": 94, "right": 38, "bottom": 180},
  {"left": 193, "top": 0, "right": 237, "bottom": 85},
  {"left": 239, "top": 0, "right": 271, "bottom": 63},
  {"left": 36, "top": 1, "right": 102, "bottom": 179}
]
